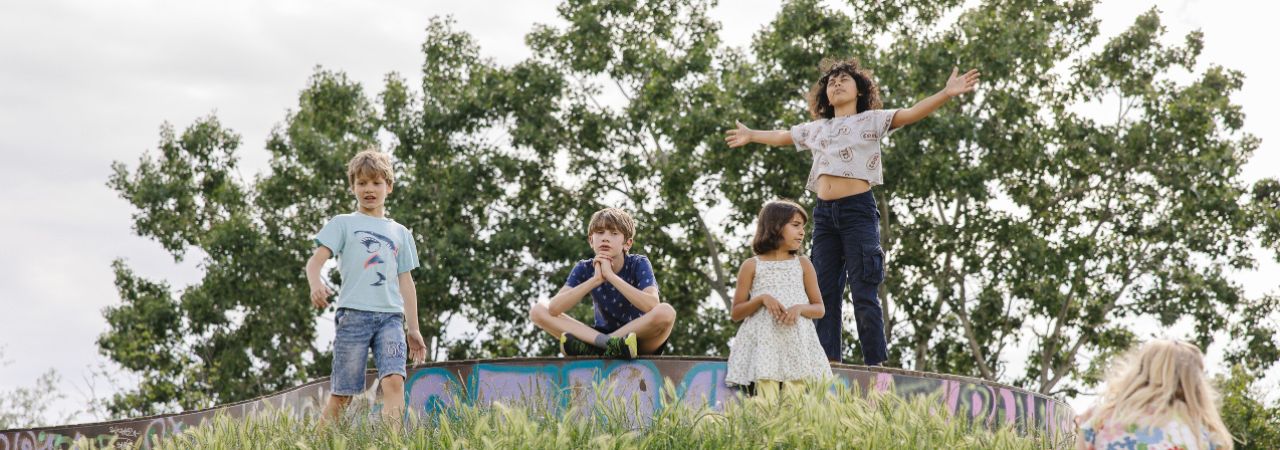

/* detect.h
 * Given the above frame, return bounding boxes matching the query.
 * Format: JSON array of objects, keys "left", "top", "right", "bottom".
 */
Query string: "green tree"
[
  {"left": 867, "top": 2, "right": 1279, "bottom": 395},
  {"left": 719, "top": 0, "right": 1280, "bottom": 395},
  {"left": 0, "top": 347, "right": 77, "bottom": 429},
  {"left": 1216, "top": 366, "right": 1280, "bottom": 450},
  {"left": 103, "top": 0, "right": 1280, "bottom": 415}
]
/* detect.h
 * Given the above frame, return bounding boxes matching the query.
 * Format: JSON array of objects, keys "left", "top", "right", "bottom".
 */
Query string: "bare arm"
[
  {"left": 890, "top": 68, "right": 980, "bottom": 129},
  {"left": 611, "top": 283, "right": 661, "bottom": 312},
  {"left": 730, "top": 259, "right": 786, "bottom": 322},
  {"left": 730, "top": 259, "right": 761, "bottom": 321},
  {"left": 399, "top": 272, "right": 426, "bottom": 364},
  {"left": 796, "top": 256, "right": 825, "bottom": 319},
  {"left": 725, "top": 121, "right": 794, "bottom": 148},
  {"left": 306, "top": 246, "right": 334, "bottom": 309},
  {"left": 547, "top": 267, "right": 604, "bottom": 316}
]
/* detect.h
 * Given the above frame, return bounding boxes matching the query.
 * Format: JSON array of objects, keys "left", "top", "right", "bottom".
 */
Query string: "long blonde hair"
[{"left": 1086, "top": 339, "right": 1232, "bottom": 449}]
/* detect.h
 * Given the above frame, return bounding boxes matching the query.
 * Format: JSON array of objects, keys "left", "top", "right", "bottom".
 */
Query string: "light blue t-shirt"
[{"left": 313, "top": 213, "right": 420, "bottom": 313}]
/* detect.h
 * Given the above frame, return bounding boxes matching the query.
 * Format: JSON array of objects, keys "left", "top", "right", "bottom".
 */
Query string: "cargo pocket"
[{"left": 860, "top": 244, "right": 885, "bottom": 284}]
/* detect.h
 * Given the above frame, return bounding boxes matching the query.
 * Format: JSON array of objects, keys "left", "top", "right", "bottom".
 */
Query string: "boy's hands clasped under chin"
[{"left": 591, "top": 253, "right": 615, "bottom": 286}]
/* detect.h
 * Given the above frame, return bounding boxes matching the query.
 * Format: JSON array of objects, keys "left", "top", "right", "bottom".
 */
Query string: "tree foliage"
[
  {"left": 102, "top": 0, "right": 1279, "bottom": 414},
  {"left": 0, "top": 347, "right": 76, "bottom": 429},
  {"left": 1216, "top": 366, "right": 1280, "bottom": 450}
]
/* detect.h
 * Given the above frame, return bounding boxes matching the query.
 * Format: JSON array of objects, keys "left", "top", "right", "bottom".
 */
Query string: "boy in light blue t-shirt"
[{"left": 305, "top": 149, "right": 425, "bottom": 427}]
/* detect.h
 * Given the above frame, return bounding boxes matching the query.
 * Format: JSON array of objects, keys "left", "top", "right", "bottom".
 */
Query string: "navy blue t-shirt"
[{"left": 565, "top": 254, "right": 658, "bottom": 332}]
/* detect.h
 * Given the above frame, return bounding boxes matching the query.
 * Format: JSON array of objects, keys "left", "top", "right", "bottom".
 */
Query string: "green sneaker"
[
  {"left": 560, "top": 333, "right": 602, "bottom": 357},
  {"left": 602, "top": 332, "right": 638, "bottom": 360}
]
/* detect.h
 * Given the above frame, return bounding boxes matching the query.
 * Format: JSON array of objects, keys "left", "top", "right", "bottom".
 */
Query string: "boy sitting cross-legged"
[{"left": 530, "top": 208, "right": 677, "bottom": 358}]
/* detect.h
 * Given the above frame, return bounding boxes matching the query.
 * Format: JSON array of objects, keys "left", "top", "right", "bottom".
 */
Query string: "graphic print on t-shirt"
[{"left": 354, "top": 230, "right": 399, "bottom": 287}]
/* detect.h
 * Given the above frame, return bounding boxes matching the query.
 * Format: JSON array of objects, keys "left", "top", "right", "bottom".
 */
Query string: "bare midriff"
[{"left": 815, "top": 175, "right": 872, "bottom": 201}]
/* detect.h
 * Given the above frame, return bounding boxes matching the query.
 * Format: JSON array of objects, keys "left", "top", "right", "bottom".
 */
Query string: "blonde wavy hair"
[
  {"left": 1082, "top": 339, "right": 1233, "bottom": 449},
  {"left": 346, "top": 148, "right": 395, "bottom": 186}
]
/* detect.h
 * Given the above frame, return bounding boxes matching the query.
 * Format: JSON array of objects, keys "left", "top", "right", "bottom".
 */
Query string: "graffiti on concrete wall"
[{"left": 0, "top": 357, "right": 1073, "bottom": 449}]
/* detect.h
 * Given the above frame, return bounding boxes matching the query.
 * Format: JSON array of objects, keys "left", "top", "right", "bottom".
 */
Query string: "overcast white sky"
[{"left": 1, "top": 0, "right": 1276, "bottom": 425}]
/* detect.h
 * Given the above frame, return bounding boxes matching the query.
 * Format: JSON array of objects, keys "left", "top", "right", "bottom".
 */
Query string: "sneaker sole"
[{"left": 624, "top": 333, "right": 638, "bottom": 359}]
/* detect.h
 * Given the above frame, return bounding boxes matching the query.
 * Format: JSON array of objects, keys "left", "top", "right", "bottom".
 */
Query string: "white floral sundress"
[{"left": 725, "top": 256, "right": 832, "bottom": 386}]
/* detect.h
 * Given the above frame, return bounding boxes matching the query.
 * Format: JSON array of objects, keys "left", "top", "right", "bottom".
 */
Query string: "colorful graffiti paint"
[{"left": 0, "top": 357, "right": 1074, "bottom": 449}]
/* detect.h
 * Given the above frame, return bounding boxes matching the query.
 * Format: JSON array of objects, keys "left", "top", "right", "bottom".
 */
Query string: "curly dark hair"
[
  {"left": 752, "top": 199, "right": 808, "bottom": 256},
  {"left": 807, "top": 58, "right": 882, "bottom": 119}
]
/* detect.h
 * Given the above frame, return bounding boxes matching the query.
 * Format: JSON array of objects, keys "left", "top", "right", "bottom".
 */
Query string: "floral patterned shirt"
[{"left": 1080, "top": 417, "right": 1218, "bottom": 450}]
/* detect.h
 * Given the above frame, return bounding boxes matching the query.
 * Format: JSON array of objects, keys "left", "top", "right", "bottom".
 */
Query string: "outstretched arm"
[
  {"left": 725, "top": 121, "right": 793, "bottom": 148},
  {"left": 890, "top": 68, "right": 980, "bottom": 129}
]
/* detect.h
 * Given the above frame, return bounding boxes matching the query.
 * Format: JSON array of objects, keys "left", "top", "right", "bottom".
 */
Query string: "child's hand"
[
  {"left": 590, "top": 261, "right": 607, "bottom": 287},
  {"left": 943, "top": 67, "right": 980, "bottom": 98},
  {"left": 593, "top": 254, "right": 614, "bottom": 283},
  {"left": 309, "top": 282, "right": 334, "bottom": 309},
  {"left": 759, "top": 294, "right": 785, "bottom": 321},
  {"left": 407, "top": 330, "right": 427, "bottom": 364},
  {"left": 591, "top": 260, "right": 603, "bottom": 283},
  {"left": 724, "top": 121, "right": 754, "bottom": 148},
  {"left": 783, "top": 305, "right": 803, "bottom": 325}
]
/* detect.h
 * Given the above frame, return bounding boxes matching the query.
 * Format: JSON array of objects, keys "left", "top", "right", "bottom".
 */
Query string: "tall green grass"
[{"left": 77, "top": 381, "right": 1074, "bottom": 449}]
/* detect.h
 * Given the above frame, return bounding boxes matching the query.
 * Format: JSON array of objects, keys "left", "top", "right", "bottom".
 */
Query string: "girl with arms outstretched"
[{"left": 725, "top": 59, "right": 979, "bottom": 364}]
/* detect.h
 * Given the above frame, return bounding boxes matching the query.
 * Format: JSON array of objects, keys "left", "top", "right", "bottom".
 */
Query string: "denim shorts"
[{"left": 330, "top": 308, "right": 408, "bottom": 396}]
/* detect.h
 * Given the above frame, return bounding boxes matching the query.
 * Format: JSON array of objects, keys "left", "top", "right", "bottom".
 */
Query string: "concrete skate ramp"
[{"left": 1, "top": 356, "right": 1074, "bottom": 449}]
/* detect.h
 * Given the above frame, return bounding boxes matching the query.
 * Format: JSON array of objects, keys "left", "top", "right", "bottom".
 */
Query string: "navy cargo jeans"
[{"left": 810, "top": 190, "right": 888, "bottom": 365}]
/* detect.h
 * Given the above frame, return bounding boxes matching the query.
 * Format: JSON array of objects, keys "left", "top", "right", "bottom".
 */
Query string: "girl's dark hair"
[
  {"left": 808, "top": 58, "right": 882, "bottom": 119},
  {"left": 752, "top": 199, "right": 808, "bottom": 255}
]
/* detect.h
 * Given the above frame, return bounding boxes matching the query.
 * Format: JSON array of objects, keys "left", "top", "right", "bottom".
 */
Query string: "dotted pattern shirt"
[{"left": 565, "top": 254, "right": 658, "bottom": 332}]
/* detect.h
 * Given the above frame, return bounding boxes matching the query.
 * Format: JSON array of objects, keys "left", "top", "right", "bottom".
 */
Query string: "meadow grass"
[{"left": 76, "top": 380, "right": 1074, "bottom": 449}]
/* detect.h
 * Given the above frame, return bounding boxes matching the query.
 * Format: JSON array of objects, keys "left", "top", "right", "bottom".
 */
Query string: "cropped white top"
[{"left": 789, "top": 109, "right": 899, "bottom": 192}]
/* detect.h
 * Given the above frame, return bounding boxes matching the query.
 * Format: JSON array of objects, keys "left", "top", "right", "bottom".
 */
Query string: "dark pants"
[{"left": 811, "top": 191, "right": 888, "bottom": 365}]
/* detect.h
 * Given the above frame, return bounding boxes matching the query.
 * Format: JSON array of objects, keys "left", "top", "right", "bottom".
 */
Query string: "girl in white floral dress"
[{"left": 725, "top": 200, "right": 832, "bottom": 397}]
